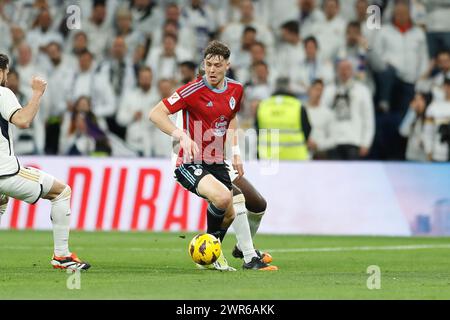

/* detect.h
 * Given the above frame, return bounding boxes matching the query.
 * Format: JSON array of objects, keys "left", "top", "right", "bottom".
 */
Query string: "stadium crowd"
[{"left": 0, "top": 0, "right": 449, "bottom": 161}]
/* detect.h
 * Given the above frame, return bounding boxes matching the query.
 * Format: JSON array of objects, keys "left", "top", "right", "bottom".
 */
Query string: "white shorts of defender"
[{"left": 0, "top": 167, "right": 54, "bottom": 205}]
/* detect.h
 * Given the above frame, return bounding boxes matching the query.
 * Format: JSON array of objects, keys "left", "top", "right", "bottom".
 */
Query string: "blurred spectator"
[
  {"left": 111, "top": 7, "right": 145, "bottom": 61},
  {"left": 315, "top": 0, "right": 347, "bottom": 61},
  {"left": 297, "top": 0, "right": 325, "bottom": 39},
  {"left": 150, "top": 19, "right": 197, "bottom": 58},
  {"left": 178, "top": 61, "right": 197, "bottom": 84},
  {"left": 236, "top": 41, "right": 277, "bottom": 85},
  {"left": 43, "top": 41, "right": 74, "bottom": 154},
  {"left": 216, "top": 0, "right": 243, "bottom": 30},
  {"left": 232, "top": 26, "right": 257, "bottom": 83},
  {"left": 157, "top": 78, "right": 176, "bottom": 101},
  {"left": 1, "top": 0, "right": 448, "bottom": 161},
  {"left": 99, "top": 36, "right": 136, "bottom": 104},
  {"left": 116, "top": 66, "right": 158, "bottom": 157},
  {"left": 337, "top": 21, "right": 373, "bottom": 92},
  {"left": 153, "top": 78, "right": 177, "bottom": 158},
  {"left": 304, "top": 79, "right": 335, "bottom": 159},
  {"left": 130, "top": 0, "right": 163, "bottom": 42},
  {"left": 60, "top": 96, "right": 112, "bottom": 156},
  {"left": 15, "top": 42, "right": 47, "bottom": 99},
  {"left": 8, "top": 69, "right": 45, "bottom": 155},
  {"left": 243, "top": 61, "right": 274, "bottom": 128},
  {"left": 423, "top": 78, "right": 450, "bottom": 162},
  {"left": 399, "top": 92, "right": 432, "bottom": 161},
  {"left": 181, "top": 0, "right": 217, "bottom": 60},
  {"left": 3, "top": 24, "right": 26, "bottom": 58},
  {"left": 339, "top": 0, "right": 358, "bottom": 22},
  {"left": 26, "top": 8, "right": 63, "bottom": 61},
  {"left": 381, "top": 0, "right": 427, "bottom": 27},
  {"left": 67, "top": 31, "right": 89, "bottom": 60},
  {"left": 82, "top": 0, "right": 112, "bottom": 60},
  {"left": 150, "top": 3, "right": 197, "bottom": 53},
  {"left": 288, "top": 36, "right": 335, "bottom": 99},
  {"left": 256, "top": 79, "right": 311, "bottom": 160},
  {"left": 70, "top": 50, "right": 116, "bottom": 132},
  {"left": 423, "top": 0, "right": 450, "bottom": 58},
  {"left": 220, "top": 0, "right": 274, "bottom": 55},
  {"left": 322, "top": 59, "right": 375, "bottom": 160},
  {"left": 258, "top": 0, "right": 299, "bottom": 32},
  {"left": 429, "top": 50, "right": 450, "bottom": 102},
  {"left": 372, "top": 0, "right": 429, "bottom": 115},
  {"left": 278, "top": 21, "right": 305, "bottom": 79},
  {"left": 354, "top": 0, "right": 377, "bottom": 49},
  {"left": 146, "top": 33, "right": 193, "bottom": 82}
]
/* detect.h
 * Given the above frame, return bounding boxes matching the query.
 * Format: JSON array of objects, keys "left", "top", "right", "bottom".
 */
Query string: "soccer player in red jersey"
[{"left": 149, "top": 41, "right": 276, "bottom": 271}]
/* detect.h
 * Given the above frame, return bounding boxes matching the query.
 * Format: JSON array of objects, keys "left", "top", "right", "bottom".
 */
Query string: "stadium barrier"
[{"left": 1, "top": 157, "right": 449, "bottom": 236}]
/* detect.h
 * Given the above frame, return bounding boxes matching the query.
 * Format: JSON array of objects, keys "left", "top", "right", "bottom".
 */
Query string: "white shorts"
[{"left": 0, "top": 167, "right": 55, "bottom": 204}]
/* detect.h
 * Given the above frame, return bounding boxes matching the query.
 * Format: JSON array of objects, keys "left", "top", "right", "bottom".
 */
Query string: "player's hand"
[
  {"left": 134, "top": 111, "right": 143, "bottom": 121},
  {"left": 359, "top": 147, "right": 369, "bottom": 158},
  {"left": 232, "top": 154, "right": 244, "bottom": 179},
  {"left": 31, "top": 77, "right": 47, "bottom": 96},
  {"left": 307, "top": 139, "right": 318, "bottom": 151},
  {"left": 180, "top": 133, "right": 199, "bottom": 161}
]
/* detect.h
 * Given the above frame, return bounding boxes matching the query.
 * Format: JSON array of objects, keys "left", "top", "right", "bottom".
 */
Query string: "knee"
[
  {"left": 48, "top": 182, "right": 71, "bottom": 201},
  {"left": 247, "top": 195, "right": 267, "bottom": 213},
  {"left": 55, "top": 182, "right": 70, "bottom": 197},
  {"left": 212, "top": 191, "right": 232, "bottom": 210}
]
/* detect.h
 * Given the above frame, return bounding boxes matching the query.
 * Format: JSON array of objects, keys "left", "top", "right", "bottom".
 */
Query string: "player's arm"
[
  {"left": 149, "top": 101, "right": 199, "bottom": 159},
  {"left": 10, "top": 77, "right": 47, "bottom": 129},
  {"left": 228, "top": 115, "right": 244, "bottom": 178}
]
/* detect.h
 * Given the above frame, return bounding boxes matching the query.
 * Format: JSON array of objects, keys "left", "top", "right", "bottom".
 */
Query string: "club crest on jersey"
[
  {"left": 229, "top": 96, "right": 236, "bottom": 110},
  {"left": 168, "top": 92, "right": 180, "bottom": 105},
  {"left": 212, "top": 115, "right": 228, "bottom": 137}
]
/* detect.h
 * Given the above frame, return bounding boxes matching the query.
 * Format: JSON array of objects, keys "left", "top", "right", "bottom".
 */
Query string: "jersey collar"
[{"left": 202, "top": 76, "right": 228, "bottom": 93}]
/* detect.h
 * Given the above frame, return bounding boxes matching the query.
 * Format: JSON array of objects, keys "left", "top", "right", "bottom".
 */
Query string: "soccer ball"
[{"left": 188, "top": 233, "right": 221, "bottom": 265}]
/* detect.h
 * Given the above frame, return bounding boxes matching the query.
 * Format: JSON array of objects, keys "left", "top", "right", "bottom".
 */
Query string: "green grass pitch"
[{"left": 1, "top": 230, "right": 450, "bottom": 299}]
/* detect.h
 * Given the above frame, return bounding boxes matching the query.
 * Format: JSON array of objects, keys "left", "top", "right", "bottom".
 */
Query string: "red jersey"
[{"left": 163, "top": 76, "right": 243, "bottom": 165}]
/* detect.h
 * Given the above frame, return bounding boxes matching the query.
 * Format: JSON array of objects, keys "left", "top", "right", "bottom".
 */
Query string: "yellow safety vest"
[{"left": 257, "top": 95, "right": 309, "bottom": 160}]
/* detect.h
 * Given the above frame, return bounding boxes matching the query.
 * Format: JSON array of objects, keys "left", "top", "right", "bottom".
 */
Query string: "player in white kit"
[{"left": 0, "top": 54, "right": 90, "bottom": 270}]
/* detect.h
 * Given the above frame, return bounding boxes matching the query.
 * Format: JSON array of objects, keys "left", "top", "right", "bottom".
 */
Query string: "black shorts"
[{"left": 174, "top": 162, "right": 232, "bottom": 197}]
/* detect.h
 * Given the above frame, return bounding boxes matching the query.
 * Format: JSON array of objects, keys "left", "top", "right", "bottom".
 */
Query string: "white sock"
[
  {"left": 51, "top": 186, "right": 72, "bottom": 257},
  {"left": 231, "top": 195, "right": 257, "bottom": 263},
  {"left": 247, "top": 210, "right": 264, "bottom": 239}
]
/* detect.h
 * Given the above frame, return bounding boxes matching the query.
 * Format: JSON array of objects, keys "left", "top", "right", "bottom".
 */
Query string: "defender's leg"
[{"left": 233, "top": 176, "right": 267, "bottom": 239}]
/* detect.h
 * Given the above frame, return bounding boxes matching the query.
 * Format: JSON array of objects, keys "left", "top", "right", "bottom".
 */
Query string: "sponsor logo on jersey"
[
  {"left": 212, "top": 115, "right": 228, "bottom": 137},
  {"left": 168, "top": 92, "right": 181, "bottom": 105},
  {"left": 229, "top": 96, "right": 236, "bottom": 110}
]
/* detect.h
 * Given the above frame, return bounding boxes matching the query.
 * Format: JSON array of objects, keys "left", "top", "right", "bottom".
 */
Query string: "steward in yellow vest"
[{"left": 256, "top": 93, "right": 311, "bottom": 160}]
